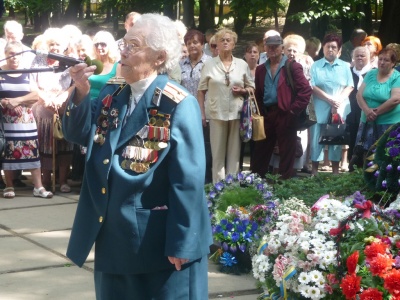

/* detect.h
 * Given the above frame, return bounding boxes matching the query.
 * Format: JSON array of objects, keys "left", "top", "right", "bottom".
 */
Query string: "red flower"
[
  {"left": 364, "top": 242, "right": 388, "bottom": 261},
  {"left": 384, "top": 268, "right": 400, "bottom": 296},
  {"left": 327, "top": 273, "right": 339, "bottom": 285},
  {"left": 359, "top": 288, "right": 383, "bottom": 300},
  {"left": 369, "top": 254, "right": 395, "bottom": 277},
  {"left": 346, "top": 251, "right": 359, "bottom": 275},
  {"left": 12, "top": 149, "right": 22, "bottom": 159},
  {"left": 354, "top": 200, "right": 373, "bottom": 218},
  {"left": 340, "top": 273, "right": 361, "bottom": 299},
  {"left": 330, "top": 224, "right": 350, "bottom": 236},
  {"left": 396, "top": 241, "right": 400, "bottom": 249}
]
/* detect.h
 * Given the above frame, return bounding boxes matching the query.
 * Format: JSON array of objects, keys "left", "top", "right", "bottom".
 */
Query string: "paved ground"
[{"left": 0, "top": 179, "right": 261, "bottom": 300}]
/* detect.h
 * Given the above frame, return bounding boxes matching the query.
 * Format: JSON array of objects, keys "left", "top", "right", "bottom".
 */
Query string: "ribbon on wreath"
[
  {"left": 280, "top": 266, "right": 297, "bottom": 300},
  {"left": 257, "top": 241, "right": 268, "bottom": 255},
  {"left": 354, "top": 200, "right": 373, "bottom": 218}
]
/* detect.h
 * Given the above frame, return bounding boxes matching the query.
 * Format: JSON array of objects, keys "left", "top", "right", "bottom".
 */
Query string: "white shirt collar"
[{"left": 128, "top": 73, "right": 157, "bottom": 114}]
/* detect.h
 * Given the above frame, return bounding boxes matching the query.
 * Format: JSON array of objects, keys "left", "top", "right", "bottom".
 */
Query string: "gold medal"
[
  {"left": 155, "top": 119, "right": 164, "bottom": 127},
  {"left": 144, "top": 140, "right": 152, "bottom": 149},
  {"left": 130, "top": 161, "right": 137, "bottom": 172},
  {"left": 121, "top": 159, "right": 129, "bottom": 169},
  {"left": 153, "top": 143, "right": 161, "bottom": 151},
  {"left": 149, "top": 117, "right": 156, "bottom": 126},
  {"left": 163, "top": 120, "right": 170, "bottom": 128}
]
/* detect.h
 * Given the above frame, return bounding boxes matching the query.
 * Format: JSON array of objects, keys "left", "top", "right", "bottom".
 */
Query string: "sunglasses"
[
  {"left": 94, "top": 42, "right": 107, "bottom": 48},
  {"left": 210, "top": 44, "right": 217, "bottom": 49},
  {"left": 225, "top": 72, "right": 230, "bottom": 86}
]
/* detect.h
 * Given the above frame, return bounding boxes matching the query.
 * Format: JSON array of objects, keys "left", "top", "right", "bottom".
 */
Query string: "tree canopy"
[{"left": 3, "top": 0, "right": 400, "bottom": 46}]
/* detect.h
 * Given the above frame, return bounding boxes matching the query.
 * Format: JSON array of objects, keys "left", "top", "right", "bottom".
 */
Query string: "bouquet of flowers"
[
  {"left": 208, "top": 172, "right": 277, "bottom": 273},
  {"left": 252, "top": 192, "right": 400, "bottom": 300}
]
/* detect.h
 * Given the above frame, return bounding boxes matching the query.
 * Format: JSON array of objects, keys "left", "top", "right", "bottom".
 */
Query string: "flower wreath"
[{"left": 207, "top": 171, "right": 274, "bottom": 225}]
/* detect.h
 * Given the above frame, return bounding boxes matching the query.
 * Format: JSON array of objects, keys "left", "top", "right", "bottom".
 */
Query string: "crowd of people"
[{"left": 1, "top": 15, "right": 400, "bottom": 192}]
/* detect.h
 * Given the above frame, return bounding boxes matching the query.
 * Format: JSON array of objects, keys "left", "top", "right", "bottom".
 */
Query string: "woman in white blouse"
[{"left": 198, "top": 28, "right": 254, "bottom": 183}]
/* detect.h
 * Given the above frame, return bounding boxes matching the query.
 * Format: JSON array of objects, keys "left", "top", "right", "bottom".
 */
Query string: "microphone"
[{"left": 32, "top": 50, "right": 103, "bottom": 75}]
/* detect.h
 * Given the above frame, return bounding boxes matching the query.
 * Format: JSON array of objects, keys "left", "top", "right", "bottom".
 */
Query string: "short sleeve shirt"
[
  {"left": 179, "top": 53, "right": 211, "bottom": 97},
  {"left": 198, "top": 56, "right": 255, "bottom": 120},
  {"left": 360, "top": 68, "right": 400, "bottom": 124}
]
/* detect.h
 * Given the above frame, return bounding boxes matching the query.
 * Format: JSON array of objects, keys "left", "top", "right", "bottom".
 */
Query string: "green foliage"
[
  {"left": 217, "top": 185, "right": 263, "bottom": 212},
  {"left": 291, "top": 0, "right": 368, "bottom": 24},
  {"left": 269, "top": 169, "right": 373, "bottom": 207}
]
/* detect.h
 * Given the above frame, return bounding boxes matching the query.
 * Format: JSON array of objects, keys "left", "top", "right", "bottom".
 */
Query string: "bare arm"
[
  {"left": 356, "top": 83, "right": 377, "bottom": 122},
  {"left": 197, "top": 89, "right": 207, "bottom": 127},
  {"left": 2, "top": 91, "right": 39, "bottom": 108},
  {"left": 374, "top": 87, "right": 400, "bottom": 116}
]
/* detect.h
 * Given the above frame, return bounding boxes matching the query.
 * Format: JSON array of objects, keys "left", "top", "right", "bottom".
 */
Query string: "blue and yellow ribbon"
[
  {"left": 257, "top": 241, "right": 268, "bottom": 255},
  {"left": 280, "top": 266, "right": 297, "bottom": 300}
]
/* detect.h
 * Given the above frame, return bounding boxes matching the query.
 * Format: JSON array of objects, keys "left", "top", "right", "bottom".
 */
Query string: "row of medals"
[{"left": 121, "top": 110, "right": 170, "bottom": 173}]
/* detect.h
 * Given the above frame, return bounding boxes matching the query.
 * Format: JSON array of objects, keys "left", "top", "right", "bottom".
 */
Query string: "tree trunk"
[
  {"left": 198, "top": 0, "right": 215, "bottom": 32},
  {"left": 182, "top": 0, "right": 195, "bottom": 28},
  {"left": 33, "top": 12, "right": 41, "bottom": 32},
  {"left": 112, "top": 6, "right": 119, "bottom": 35},
  {"left": 8, "top": 6, "right": 15, "bottom": 18},
  {"left": 163, "top": 0, "right": 175, "bottom": 19},
  {"left": 63, "top": 0, "right": 83, "bottom": 24},
  {"left": 85, "top": 0, "right": 91, "bottom": 19},
  {"left": 310, "top": 15, "right": 329, "bottom": 41},
  {"left": 282, "top": 0, "right": 311, "bottom": 38},
  {"left": 379, "top": 0, "right": 400, "bottom": 45},
  {"left": 218, "top": 0, "right": 224, "bottom": 25}
]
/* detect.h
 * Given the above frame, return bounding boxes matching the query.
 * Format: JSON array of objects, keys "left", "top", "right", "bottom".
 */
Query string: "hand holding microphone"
[{"left": 32, "top": 50, "right": 104, "bottom": 75}]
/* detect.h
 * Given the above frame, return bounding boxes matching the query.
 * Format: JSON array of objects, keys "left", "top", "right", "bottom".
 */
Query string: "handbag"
[
  {"left": 239, "top": 95, "right": 252, "bottom": 142},
  {"left": 285, "top": 59, "right": 316, "bottom": 131},
  {"left": 53, "top": 110, "right": 64, "bottom": 140},
  {"left": 319, "top": 113, "right": 350, "bottom": 145},
  {"left": 249, "top": 90, "right": 266, "bottom": 141},
  {"left": 0, "top": 109, "right": 5, "bottom": 156}
]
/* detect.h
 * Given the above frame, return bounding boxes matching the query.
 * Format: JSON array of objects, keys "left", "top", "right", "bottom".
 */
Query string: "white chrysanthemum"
[
  {"left": 308, "top": 286, "right": 322, "bottom": 299},
  {"left": 309, "top": 270, "right": 322, "bottom": 283},
  {"left": 298, "top": 272, "right": 311, "bottom": 284},
  {"left": 299, "top": 284, "right": 310, "bottom": 298},
  {"left": 300, "top": 241, "right": 310, "bottom": 252}
]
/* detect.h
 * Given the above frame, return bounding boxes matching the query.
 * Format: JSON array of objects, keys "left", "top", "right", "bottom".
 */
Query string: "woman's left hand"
[
  {"left": 366, "top": 108, "right": 378, "bottom": 122},
  {"left": 12, "top": 106, "right": 23, "bottom": 117},
  {"left": 231, "top": 86, "right": 247, "bottom": 96}
]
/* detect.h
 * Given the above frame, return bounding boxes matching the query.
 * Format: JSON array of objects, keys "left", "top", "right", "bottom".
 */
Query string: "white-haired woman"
[
  {"left": 64, "top": 13, "right": 212, "bottom": 299},
  {"left": 88, "top": 30, "right": 121, "bottom": 100},
  {"left": 198, "top": 28, "right": 255, "bottom": 183},
  {"left": 31, "top": 28, "right": 74, "bottom": 193}
]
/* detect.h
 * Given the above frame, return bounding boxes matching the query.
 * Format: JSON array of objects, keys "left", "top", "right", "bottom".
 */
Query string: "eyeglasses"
[
  {"left": 210, "top": 44, "right": 217, "bottom": 49},
  {"left": 94, "top": 42, "right": 107, "bottom": 48},
  {"left": 118, "top": 40, "right": 143, "bottom": 54},
  {"left": 224, "top": 72, "right": 230, "bottom": 86}
]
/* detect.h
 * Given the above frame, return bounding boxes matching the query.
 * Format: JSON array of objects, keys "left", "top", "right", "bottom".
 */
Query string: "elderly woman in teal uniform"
[{"left": 63, "top": 14, "right": 212, "bottom": 300}]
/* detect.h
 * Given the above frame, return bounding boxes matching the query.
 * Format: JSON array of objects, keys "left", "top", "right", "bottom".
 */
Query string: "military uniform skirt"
[{"left": 94, "top": 256, "right": 208, "bottom": 300}]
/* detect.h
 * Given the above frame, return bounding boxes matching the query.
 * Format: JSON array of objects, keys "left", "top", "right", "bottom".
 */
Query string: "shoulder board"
[
  {"left": 162, "top": 82, "right": 188, "bottom": 104},
  {"left": 107, "top": 77, "right": 126, "bottom": 85}
]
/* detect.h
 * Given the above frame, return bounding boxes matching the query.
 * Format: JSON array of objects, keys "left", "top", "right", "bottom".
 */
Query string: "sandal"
[
  {"left": 33, "top": 187, "right": 53, "bottom": 198},
  {"left": 3, "top": 187, "right": 15, "bottom": 199},
  {"left": 60, "top": 184, "right": 71, "bottom": 193}
]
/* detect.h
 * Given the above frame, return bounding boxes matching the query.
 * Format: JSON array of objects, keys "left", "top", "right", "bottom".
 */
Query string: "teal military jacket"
[{"left": 63, "top": 75, "right": 212, "bottom": 274}]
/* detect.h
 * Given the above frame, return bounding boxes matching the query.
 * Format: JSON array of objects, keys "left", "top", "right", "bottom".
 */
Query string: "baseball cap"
[{"left": 265, "top": 35, "right": 283, "bottom": 45}]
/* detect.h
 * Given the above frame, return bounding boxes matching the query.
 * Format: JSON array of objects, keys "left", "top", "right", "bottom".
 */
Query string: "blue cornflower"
[
  {"left": 226, "top": 222, "right": 233, "bottom": 231},
  {"left": 220, "top": 252, "right": 237, "bottom": 267},
  {"left": 215, "top": 182, "right": 224, "bottom": 191},
  {"left": 214, "top": 225, "right": 222, "bottom": 233},
  {"left": 208, "top": 191, "right": 216, "bottom": 199},
  {"left": 231, "top": 232, "right": 240, "bottom": 243}
]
